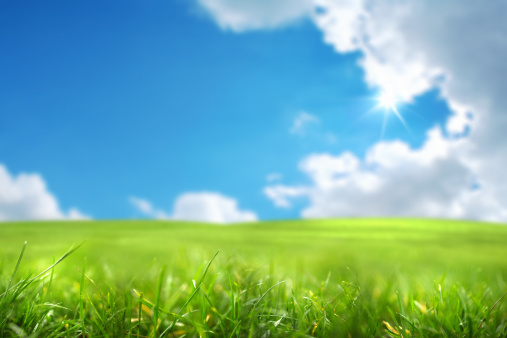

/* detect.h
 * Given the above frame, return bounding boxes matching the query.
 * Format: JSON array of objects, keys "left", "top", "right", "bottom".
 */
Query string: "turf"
[{"left": 0, "top": 218, "right": 506, "bottom": 337}]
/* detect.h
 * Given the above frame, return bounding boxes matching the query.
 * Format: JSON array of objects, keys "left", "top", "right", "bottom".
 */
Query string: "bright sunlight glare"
[
  {"left": 378, "top": 91, "right": 398, "bottom": 111},
  {"left": 376, "top": 91, "right": 410, "bottom": 138}
]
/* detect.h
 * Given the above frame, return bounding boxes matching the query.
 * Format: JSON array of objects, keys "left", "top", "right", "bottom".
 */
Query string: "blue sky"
[{"left": 3, "top": 0, "right": 504, "bottom": 223}]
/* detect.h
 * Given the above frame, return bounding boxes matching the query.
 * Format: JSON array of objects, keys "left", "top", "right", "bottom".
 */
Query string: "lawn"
[{"left": 1, "top": 219, "right": 506, "bottom": 337}]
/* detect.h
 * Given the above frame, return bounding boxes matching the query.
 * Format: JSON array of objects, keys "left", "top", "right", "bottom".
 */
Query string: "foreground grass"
[{"left": 0, "top": 219, "right": 506, "bottom": 337}]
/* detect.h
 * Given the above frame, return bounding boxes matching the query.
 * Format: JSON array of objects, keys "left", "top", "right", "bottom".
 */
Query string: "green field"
[{"left": 1, "top": 219, "right": 507, "bottom": 337}]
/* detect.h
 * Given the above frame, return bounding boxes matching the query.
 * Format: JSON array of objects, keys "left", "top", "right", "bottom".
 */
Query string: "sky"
[{"left": 1, "top": 0, "right": 506, "bottom": 223}]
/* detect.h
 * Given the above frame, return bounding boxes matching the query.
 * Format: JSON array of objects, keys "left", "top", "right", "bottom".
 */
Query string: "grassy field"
[{"left": 0, "top": 218, "right": 506, "bottom": 337}]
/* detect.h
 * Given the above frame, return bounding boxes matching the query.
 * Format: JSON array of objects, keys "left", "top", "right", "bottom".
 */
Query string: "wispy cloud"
[
  {"left": 128, "top": 196, "right": 169, "bottom": 219},
  {"left": 264, "top": 185, "right": 307, "bottom": 209},
  {"left": 290, "top": 111, "right": 320, "bottom": 135}
]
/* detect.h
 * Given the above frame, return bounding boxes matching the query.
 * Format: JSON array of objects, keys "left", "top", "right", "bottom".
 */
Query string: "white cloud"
[
  {"left": 67, "top": 208, "right": 91, "bottom": 220},
  {"left": 128, "top": 196, "right": 170, "bottom": 219},
  {"left": 0, "top": 164, "right": 90, "bottom": 221},
  {"left": 311, "top": 0, "right": 507, "bottom": 221},
  {"left": 199, "top": 0, "right": 507, "bottom": 221},
  {"left": 290, "top": 112, "right": 320, "bottom": 135},
  {"left": 195, "top": 0, "right": 313, "bottom": 32},
  {"left": 172, "top": 192, "right": 257, "bottom": 223},
  {"left": 264, "top": 185, "right": 307, "bottom": 208},
  {"left": 266, "top": 127, "right": 507, "bottom": 221},
  {"left": 130, "top": 192, "right": 257, "bottom": 224},
  {"left": 300, "top": 151, "right": 360, "bottom": 187},
  {"left": 129, "top": 196, "right": 153, "bottom": 215}
]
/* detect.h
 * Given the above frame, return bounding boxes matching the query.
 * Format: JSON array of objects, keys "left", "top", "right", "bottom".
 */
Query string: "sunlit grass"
[{"left": 0, "top": 219, "right": 506, "bottom": 337}]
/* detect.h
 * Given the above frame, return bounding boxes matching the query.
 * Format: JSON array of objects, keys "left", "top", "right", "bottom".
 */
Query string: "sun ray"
[
  {"left": 380, "top": 110, "right": 388, "bottom": 140},
  {"left": 391, "top": 105, "right": 408, "bottom": 129}
]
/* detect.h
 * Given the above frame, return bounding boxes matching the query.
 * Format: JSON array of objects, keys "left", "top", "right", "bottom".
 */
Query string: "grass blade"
[
  {"left": 153, "top": 265, "right": 166, "bottom": 334},
  {"left": 247, "top": 280, "right": 285, "bottom": 317},
  {"left": 159, "top": 251, "right": 220, "bottom": 337},
  {"left": 1, "top": 241, "right": 27, "bottom": 302}
]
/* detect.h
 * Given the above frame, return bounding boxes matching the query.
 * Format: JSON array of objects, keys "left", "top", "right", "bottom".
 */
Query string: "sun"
[
  {"left": 378, "top": 91, "right": 399, "bottom": 111},
  {"left": 375, "top": 91, "right": 410, "bottom": 138}
]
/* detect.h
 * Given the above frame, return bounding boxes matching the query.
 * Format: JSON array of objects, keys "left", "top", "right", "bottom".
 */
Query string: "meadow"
[{"left": 0, "top": 219, "right": 506, "bottom": 337}]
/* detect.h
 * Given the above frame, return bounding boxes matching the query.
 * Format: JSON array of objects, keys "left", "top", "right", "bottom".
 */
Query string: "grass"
[{"left": 0, "top": 218, "right": 506, "bottom": 337}]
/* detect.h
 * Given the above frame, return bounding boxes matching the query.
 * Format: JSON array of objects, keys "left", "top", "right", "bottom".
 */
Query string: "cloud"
[
  {"left": 128, "top": 196, "right": 170, "bottom": 219},
  {"left": 311, "top": 0, "right": 507, "bottom": 221},
  {"left": 267, "top": 127, "right": 507, "bottom": 221},
  {"left": 67, "top": 208, "right": 91, "bottom": 220},
  {"left": 195, "top": 0, "right": 313, "bottom": 32},
  {"left": 172, "top": 192, "right": 258, "bottom": 223},
  {"left": 0, "top": 164, "right": 90, "bottom": 221},
  {"left": 130, "top": 192, "right": 257, "bottom": 224},
  {"left": 129, "top": 196, "right": 153, "bottom": 215},
  {"left": 199, "top": 0, "right": 507, "bottom": 221},
  {"left": 264, "top": 185, "right": 307, "bottom": 208},
  {"left": 290, "top": 112, "right": 320, "bottom": 135}
]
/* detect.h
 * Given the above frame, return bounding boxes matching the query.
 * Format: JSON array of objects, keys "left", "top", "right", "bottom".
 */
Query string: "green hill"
[{"left": 1, "top": 219, "right": 506, "bottom": 337}]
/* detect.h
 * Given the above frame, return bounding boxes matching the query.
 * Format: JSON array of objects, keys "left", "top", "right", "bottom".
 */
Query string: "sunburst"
[{"left": 376, "top": 91, "right": 409, "bottom": 138}]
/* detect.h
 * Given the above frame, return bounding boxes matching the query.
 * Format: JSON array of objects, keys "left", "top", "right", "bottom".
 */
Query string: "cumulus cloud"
[
  {"left": 195, "top": 0, "right": 313, "bottom": 32},
  {"left": 290, "top": 112, "right": 320, "bottom": 135},
  {"left": 200, "top": 0, "right": 507, "bottom": 221},
  {"left": 266, "top": 128, "right": 507, "bottom": 221},
  {"left": 310, "top": 0, "right": 507, "bottom": 221},
  {"left": 172, "top": 192, "right": 257, "bottom": 223},
  {"left": 0, "top": 164, "right": 90, "bottom": 221},
  {"left": 130, "top": 192, "right": 257, "bottom": 224}
]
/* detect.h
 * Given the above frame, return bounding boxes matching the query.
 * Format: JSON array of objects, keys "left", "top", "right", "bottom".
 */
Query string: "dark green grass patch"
[{"left": 0, "top": 218, "right": 506, "bottom": 337}]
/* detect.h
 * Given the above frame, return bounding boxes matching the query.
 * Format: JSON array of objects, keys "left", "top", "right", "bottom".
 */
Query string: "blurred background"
[{"left": 1, "top": 0, "right": 507, "bottom": 223}]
